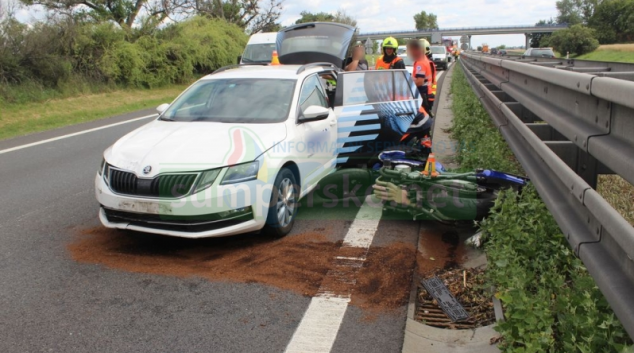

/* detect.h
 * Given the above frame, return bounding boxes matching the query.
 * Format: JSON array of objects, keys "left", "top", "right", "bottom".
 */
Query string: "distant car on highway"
[
  {"left": 430, "top": 46, "right": 449, "bottom": 70},
  {"left": 498, "top": 49, "right": 507, "bottom": 56},
  {"left": 490, "top": 48, "right": 499, "bottom": 55},
  {"left": 400, "top": 55, "right": 414, "bottom": 75},
  {"left": 523, "top": 47, "right": 556, "bottom": 58},
  {"left": 95, "top": 22, "right": 424, "bottom": 239},
  {"left": 239, "top": 32, "right": 277, "bottom": 64}
]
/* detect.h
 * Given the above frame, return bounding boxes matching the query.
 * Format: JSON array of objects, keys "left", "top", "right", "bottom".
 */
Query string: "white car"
[
  {"left": 95, "top": 22, "right": 423, "bottom": 239},
  {"left": 430, "top": 46, "right": 449, "bottom": 70},
  {"left": 239, "top": 32, "right": 277, "bottom": 64},
  {"left": 399, "top": 55, "right": 414, "bottom": 75}
]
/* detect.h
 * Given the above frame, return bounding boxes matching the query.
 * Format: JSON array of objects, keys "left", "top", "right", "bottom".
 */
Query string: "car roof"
[{"left": 200, "top": 65, "right": 326, "bottom": 80}]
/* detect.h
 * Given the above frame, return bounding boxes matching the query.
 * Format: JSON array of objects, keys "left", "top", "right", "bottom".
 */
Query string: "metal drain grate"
[{"left": 415, "top": 268, "right": 496, "bottom": 330}]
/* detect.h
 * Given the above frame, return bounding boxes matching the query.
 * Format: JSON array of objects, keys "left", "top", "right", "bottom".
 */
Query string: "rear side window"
[
  {"left": 342, "top": 71, "right": 394, "bottom": 106},
  {"left": 394, "top": 71, "right": 415, "bottom": 101}
]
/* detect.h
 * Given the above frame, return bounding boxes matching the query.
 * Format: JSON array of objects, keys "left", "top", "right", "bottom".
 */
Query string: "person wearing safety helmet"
[
  {"left": 376, "top": 37, "right": 406, "bottom": 70},
  {"left": 408, "top": 40, "right": 434, "bottom": 116},
  {"left": 419, "top": 38, "right": 438, "bottom": 112}
]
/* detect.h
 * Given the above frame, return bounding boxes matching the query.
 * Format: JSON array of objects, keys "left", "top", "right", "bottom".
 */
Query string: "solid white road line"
[
  {"left": 0, "top": 114, "right": 157, "bottom": 155},
  {"left": 285, "top": 196, "right": 382, "bottom": 353}
]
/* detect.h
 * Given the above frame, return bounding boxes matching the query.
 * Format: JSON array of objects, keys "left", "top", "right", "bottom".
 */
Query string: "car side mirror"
[
  {"left": 156, "top": 103, "right": 170, "bottom": 115},
  {"left": 299, "top": 106, "right": 330, "bottom": 122}
]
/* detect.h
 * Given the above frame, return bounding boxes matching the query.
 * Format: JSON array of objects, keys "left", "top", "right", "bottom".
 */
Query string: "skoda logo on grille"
[{"left": 142, "top": 165, "right": 152, "bottom": 175}]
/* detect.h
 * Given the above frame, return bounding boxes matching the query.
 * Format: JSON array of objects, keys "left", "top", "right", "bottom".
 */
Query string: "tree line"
[
  {"left": 0, "top": 0, "right": 285, "bottom": 105},
  {"left": 531, "top": 0, "right": 634, "bottom": 55}
]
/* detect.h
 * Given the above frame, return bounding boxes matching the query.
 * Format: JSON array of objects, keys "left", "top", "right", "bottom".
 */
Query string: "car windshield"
[
  {"left": 401, "top": 56, "right": 414, "bottom": 66},
  {"left": 531, "top": 49, "right": 555, "bottom": 57},
  {"left": 241, "top": 43, "right": 276, "bottom": 63},
  {"left": 430, "top": 46, "right": 446, "bottom": 54},
  {"left": 160, "top": 78, "right": 295, "bottom": 123}
]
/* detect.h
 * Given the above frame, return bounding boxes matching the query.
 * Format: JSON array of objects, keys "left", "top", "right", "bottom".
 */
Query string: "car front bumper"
[{"left": 95, "top": 174, "right": 269, "bottom": 238}]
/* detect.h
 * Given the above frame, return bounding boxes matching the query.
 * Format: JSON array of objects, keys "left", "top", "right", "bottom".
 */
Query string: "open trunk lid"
[{"left": 276, "top": 22, "right": 355, "bottom": 68}]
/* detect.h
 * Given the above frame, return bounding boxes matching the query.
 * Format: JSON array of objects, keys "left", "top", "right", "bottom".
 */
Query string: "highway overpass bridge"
[{"left": 357, "top": 24, "right": 568, "bottom": 49}]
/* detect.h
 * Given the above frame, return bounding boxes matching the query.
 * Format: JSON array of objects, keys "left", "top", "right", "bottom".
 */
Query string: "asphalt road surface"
[{"left": 0, "top": 65, "right": 451, "bottom": 353}]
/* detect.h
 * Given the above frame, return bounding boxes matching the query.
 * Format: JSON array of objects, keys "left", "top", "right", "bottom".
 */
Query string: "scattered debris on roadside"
[
  {"left": 415, "top": 267, "right": 495, "bottom": 329},
  {"left": 489, "top": 336, "right": 503, "bottom": 345}
]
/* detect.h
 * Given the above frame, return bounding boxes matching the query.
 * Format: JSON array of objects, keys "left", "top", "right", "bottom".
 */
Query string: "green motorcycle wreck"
[{"left": 372, "top": 149, "right": 528, "bottom": 221}]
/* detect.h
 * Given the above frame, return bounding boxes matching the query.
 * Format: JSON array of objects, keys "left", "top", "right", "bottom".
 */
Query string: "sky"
[{"left": 6, "top": 0, "right": 559, "bottom": 48}]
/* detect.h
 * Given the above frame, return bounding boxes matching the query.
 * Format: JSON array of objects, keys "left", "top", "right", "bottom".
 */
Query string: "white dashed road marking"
[{"left": 285, "top": 196, "right": 382, "bottom": 353}]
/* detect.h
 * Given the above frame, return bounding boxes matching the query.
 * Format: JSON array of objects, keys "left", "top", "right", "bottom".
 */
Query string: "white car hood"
[{"left": 105, "top": 120, "right": 287, "bottom": 177}]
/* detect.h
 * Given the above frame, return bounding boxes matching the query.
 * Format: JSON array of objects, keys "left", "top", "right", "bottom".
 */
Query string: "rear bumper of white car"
[{"left": 95, "top": 174, "right": 268, "bottom": 238}]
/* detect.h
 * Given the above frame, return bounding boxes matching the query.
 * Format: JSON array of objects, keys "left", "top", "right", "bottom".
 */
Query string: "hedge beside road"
[
  {"left": 450, "top": 64, "right": 633, "bottom": 352},
  {"left": 0, "top": 16, "right": 247, "bottom": 105}
]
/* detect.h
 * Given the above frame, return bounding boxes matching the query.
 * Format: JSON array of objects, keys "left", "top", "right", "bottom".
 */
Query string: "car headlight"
[
  {"left": 221, "top": 161, "right": 260, "bottom": 185},
  {"left": 194, "top": 169, "right": 222, "bottom": 193},
  {"left": 103, "top": 163, "right": 110, "bottom": 185},
  {"left": 98, "top": 158, "right": 105, "bottom": 176}
]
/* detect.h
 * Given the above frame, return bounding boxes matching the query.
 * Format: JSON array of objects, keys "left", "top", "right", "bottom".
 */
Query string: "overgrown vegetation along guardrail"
[
  {"left": 0, "top": 16, "right": 247, "bottom": 105},
  {"left": 450, "top": 65, "right": 633, "bottom": 352}
]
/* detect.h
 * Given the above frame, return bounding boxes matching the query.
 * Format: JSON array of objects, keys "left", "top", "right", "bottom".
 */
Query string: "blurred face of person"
[
  {"left": 407, "top": 45, "right": 421, "bottom": 59},
  {"left": 352, "top": 46, "right": 364, "bottom": 60},
  {"left": 385, "top": 48, "right": 395, "bottom": 56}
]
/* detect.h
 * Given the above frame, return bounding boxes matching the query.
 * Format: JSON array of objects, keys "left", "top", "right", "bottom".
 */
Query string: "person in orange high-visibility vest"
[
  {"left": 376, "top": 37, "right": 405, "bottom": 70},
  {"left": 420, "top": 39, "right": 437, "bottom": 112},
  {"left": 408, "top": 39, "right": 433, "bottom": 115}
]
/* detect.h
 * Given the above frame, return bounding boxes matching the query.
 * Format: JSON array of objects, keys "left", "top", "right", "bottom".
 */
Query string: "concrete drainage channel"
[
  {"left": 402, "top": 63, "right": 501, "bottom": 353},
  {"left": 402, "top": 223, "right": 501, "bottom": 353}
]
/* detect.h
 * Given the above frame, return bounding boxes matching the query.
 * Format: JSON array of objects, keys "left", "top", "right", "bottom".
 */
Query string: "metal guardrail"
[
  {"left": 476, "top": 52, "right": 634, "bottom": 81},
  {"left": 359, "top": 24, "right": 568, "bottom": 37},
  {"left": 459, "top": 52, "right": 634, "bottom": 338}
]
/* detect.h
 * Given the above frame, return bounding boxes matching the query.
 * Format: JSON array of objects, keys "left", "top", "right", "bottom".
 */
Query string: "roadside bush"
[
  {"left": 481, "top": 187, "right": 633, "bottom": 352},
  {"left": 450, "top": 65, "right": 522, "bottom": 175},
  {"left": 545, "top": 25, "right": 600, "bottom": 56},
  {"left": 0, "top": 16, "right": 247, "bottom": 103}
]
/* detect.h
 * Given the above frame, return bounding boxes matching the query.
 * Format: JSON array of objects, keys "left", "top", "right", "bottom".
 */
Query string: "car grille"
[{"left": 108, "top": 168, "right": 198, "bottom": 198}]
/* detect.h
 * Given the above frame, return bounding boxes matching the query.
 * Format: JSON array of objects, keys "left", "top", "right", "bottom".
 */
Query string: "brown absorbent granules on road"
[
  {"left": 351, "top": 242, "right": 416, "bottom": 311},
  {"left": 416, "top": 229, "right": 467, "bottom": 276},
  {"left": 69, "top": 227, "right": 341, "bottom": 296}
]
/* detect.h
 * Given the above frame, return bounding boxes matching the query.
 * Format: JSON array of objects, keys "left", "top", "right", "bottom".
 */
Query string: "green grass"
[
  {"left": 575, "top": 43, "right": 634, "bottom": 63},
  {"left": 449, "top": 64, "right": 523, "bottom": 174},
  {"left": 481, "top": 187, "right": 633, "bottom": 352},
  {"left": 598, "top": 175, "right": 634, "bottom": 225},
  {"left": 0, "top": 85, "right": 188, "bottom": 141}
]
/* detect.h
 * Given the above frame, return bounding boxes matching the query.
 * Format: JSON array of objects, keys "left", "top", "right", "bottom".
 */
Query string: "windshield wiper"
[{"left": 158, "top": 116, "right": 176, "bottom": 121}]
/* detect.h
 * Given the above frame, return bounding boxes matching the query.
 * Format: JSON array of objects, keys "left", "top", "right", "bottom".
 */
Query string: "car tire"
[{"left": 263, "top": 168, "right": 299, "bottom": 238}]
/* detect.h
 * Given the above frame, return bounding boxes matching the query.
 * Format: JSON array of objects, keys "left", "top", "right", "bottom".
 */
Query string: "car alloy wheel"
[
  {"left": 276, "top": 177, "right": 296, "bottom": 227},
  {"left": 264, "top": 168, "right": 299, "bottom": 237}
]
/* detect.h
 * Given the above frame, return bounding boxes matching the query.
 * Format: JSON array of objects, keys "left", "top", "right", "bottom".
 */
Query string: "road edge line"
[{"left": 0, "top": 114, "right": 157, "bottom": 155}]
